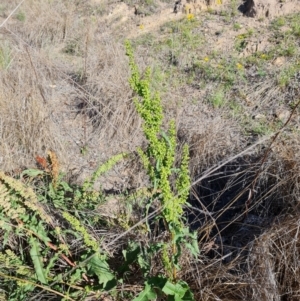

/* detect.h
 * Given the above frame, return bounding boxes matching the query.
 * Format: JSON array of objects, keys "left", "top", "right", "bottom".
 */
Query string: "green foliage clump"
[
  {"left": 126, "top": 41, "right": 198, "bottom": 300},
  {"left": 0, "top": 38, "right": 199, "bottom": 300},
  {"left": 126, "top": 41, "right": 190, "bottom": 229},
  {"left": 63, "top": 212, "right": 99, "bottom": 252},
  {"left": 0, "top": 154, "right": 121, "bottom": 300}
]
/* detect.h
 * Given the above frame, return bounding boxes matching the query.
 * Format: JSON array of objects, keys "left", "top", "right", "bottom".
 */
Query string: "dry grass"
[
  {"left": 0, "top": 0, "right": 145, "bottom": 183},
  {"left": 250, "top": 211, "right": 300, "bottom": 301},
  {"left": 0, "top": 45, "right": 65, "bottom": 171},
  {"left": 1, "top": 0, "right": 300, "bottom": 300}
]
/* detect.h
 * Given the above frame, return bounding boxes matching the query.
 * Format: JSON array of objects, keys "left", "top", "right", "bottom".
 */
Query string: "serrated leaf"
[
  {"left": 87, "top": 253, "right": 115, "bottom": 287},
  {"left": 29, "top": 237, "right": 47, "bottom": 284},
  {"left": 70, "top": 267, "right": 84, "bottom": 284},
  {"left": 185, "top": 240, "right": 199, "bottom": 258},
  {"left": 132, "top": 282, "right": 157, "bottom": 301}
]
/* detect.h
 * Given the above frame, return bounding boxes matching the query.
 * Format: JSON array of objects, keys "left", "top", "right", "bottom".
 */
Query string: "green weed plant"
[
  {"left": 0, "top": 153, "right": 121, "bottom": 300},
  {"left": 0, "top": 40, "right": 199, "bottom": 300},
  {"left": 125, "top": 41, "right": 198, "bottom": 300}
]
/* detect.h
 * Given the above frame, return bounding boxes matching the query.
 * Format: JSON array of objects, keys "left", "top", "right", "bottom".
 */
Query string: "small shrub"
[
  {"left": 16, "top": 11, "right": 25, "bottom": 22},
  {"left": 273, "top": 16, "right": 286, "bottom": 28},
  {"left": 291, "top": 21, "right": 300, "bottom": 37},
  {"left": 210, "top": 87, "right": 225, "bottom": 108},
  {"left": 277, "top": 63, "right": 300, "bottom": 87},
  {"left": 233, "top": 23, "right": 241, "bottom": 30},
  {"left": 0, "top": 152, "right": 123, "bottom": 300},
  {"left": 126, "top": 40, "right": 198, "bottom": 300}
]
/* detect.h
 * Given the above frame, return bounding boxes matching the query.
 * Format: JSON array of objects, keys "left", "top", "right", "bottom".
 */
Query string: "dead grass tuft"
[{"left": 249, "top": 213, "right": 300, "bottom": 301}]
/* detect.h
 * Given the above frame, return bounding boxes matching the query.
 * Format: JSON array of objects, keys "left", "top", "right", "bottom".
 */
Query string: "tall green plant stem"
[{"left": 125, "top": 41, "right": 191, "bottom": 281}]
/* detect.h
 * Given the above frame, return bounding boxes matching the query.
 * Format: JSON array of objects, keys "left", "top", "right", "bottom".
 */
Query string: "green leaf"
[
  {"left": 21, "top": 169, "right": 44, "bottom": 178},
  {"left": 162, "top": 280, "right": 187, "bottom": 298},
  {"left": 162, "top": 280, "right": 194, "bottom": 301},
  {"left": 1, "top": 222, "right": 12, "bottom": 247},
  {"left": 161, "top": 131, "right": 172, "bottom": 149},
  {"left": 29, "top": 237, "right": 48, "bottom": 284},
  {"left": 132, "top": 282, "right": 157, "bottom": 301},
  {"left": 70, "top": 267, "right": 84, "bottom": 284},
  {"left": 120, "top": 242, "right": 140, "bottom": 273},
  {"left": 87, "top": 253, "right": 115, "bottom": 287},
  {"left": 35, "top": 220, "right": 51, "bottom": 244},
  {"left": 59, "top": 181, "right": 73, "bottom": 192}
]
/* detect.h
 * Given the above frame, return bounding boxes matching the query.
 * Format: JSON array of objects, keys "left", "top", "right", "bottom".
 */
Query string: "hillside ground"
[{"left": 0, "top": 0, "right": 300, "bottom": 300}]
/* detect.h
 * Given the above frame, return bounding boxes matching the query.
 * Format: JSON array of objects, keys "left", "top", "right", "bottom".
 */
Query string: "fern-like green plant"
[
  {"left": 0, "top": 151, "right": 122, "bottom": 300},
  {"left": 82, "top": 153, "right": 127, "bottom": 192},
  {"left": 63, "top": 212, "right": 99, "bottom": 252}
]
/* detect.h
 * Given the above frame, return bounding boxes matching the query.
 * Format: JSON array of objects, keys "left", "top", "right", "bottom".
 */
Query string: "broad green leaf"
[
  {"left": 185, "top": 241, "right": 199, "bottom": 258},
  {"left": 163, "top": 280, "right": 194, "bottom": 301},
  {"left": 120, "top": 242, "right": 140, "bottom": 273},
  {"left": 70, "top": 267, "right": 84, "bottom": 284},
  {"left": 162, "top": 280, "right": 187, "bottom": 298},
  {"left": 29, "top": 237, "right": 47, "bottom": 284},
  {"left": 179, "top": 286, "right": 194, "bottom": 301},
  {"left": 87, "top": 253, "right": 115, "bottom": 287},
  {"left": 173, "top": 228, "right": 199, "bottom": 258},
  {"left": 147, "top": 276, "right": 168, "bottom": 290},
  {"left": 184, "top": 231, "right": 199, "bottom": 258},
  {"left": 21, "top": 169, "right": 44, "bottom": 178},
  {"left": 161, "top": 131, "right": 172, "bottom": 149},
  {"left": 132, "top": 282, "right": 157, "bottom": 301},
  {"left": 1, "top": 222, "right": 12, "bottom": 247},
  {"left": 28, "top": 220, "right": 50, "bottom": 245},
  {"left": 60, "top": 181, "right": 73, "bottom": 192}
]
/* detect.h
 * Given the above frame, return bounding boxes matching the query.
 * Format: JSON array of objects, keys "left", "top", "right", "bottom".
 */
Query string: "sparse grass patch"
[
  {"left": 132, "top": 32, "right": 155, "bottom": 48},
  {"left": 234, "top": 29, "right": 254, "bottom": 52},
  {"left": 251, "top": 120, "right": 272, "bottom": 135},
  {"left": 123, "top": 0, "right": 158, "bottom": 16},
  {"left": 0, "top": 42, "right": 12, "bottom": 70},
  {"left": 233, "top": 22, "right": 241, "bottom": 30},
  {"left": 277, "top": 61, "right": 300, "bottom": 87},
  {"left": 229, "top": 0, "right": 239, "bottom": 17},
  {"left": 0, "top": 4, "right": 5, "bottom": 17},
  {"left": 63, "top": 38, "right": 83, "bottom": 56},
  {"left": 291, "top": 19, "right": 300, "bottom": 37},
  {"left": 271, "top": 16, "right": 286, "bottom": 29},
  {"left": 161, "top": 18, "right": 203, "bottom": 48},
  {"left": 207, "top": 7, "right": 214, "bottom": 14},
  {"left": 190, "top": 56, "right": 243, "bottom": 88},
  {"left": 229, "top": 100, "right": 243, "bottom": 116},
  {"left": 209, "top": 86, "right": 226, "bottom": 108},
  {"left": 15, "top": 11, "right": 25, "bottom": 22}
]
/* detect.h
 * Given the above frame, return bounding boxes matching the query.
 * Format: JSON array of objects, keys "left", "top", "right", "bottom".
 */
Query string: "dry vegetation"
[{"left": 1, "top": 0, "right": 300, "bottom": 300}]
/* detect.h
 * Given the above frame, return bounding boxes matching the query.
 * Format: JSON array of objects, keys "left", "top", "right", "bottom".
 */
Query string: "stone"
[
  {"left": 239, "top": 0, "right": 300, "bottom": 19},
  {"left": 275, "top": 109, "right": 290, "bottom": 123}
]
